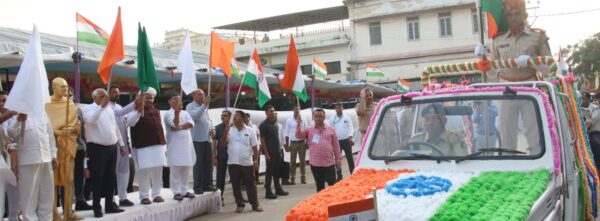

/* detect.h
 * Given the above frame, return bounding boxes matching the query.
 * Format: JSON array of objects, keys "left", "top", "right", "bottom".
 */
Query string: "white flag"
[
  {"left": 177, "top": 31, "right": 197, "bottom": 95},
  {"left": 5, "top": 24, "right": 50, "bottom": 120}
]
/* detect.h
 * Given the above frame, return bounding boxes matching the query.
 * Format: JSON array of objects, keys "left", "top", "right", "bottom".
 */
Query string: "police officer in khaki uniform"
[
  {"left": 409, "top": 103, "right": 467, "bottom": 156},
  {"left": 477, "top": 0, "right": 551, "bottom": 154}
]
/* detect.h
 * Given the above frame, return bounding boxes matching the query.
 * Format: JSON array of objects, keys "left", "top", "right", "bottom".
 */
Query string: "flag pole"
[
  {"left": 477, "top": 0, "right": 487, "bottom": 83},
  {"left": 233, "top": 72, "right": 246, "bottom": 109},
  {"left": 106, "top": 67, "right": 113, "bottom": 92},
  {"left": 74, "top": 12, "right": 81, "bottom": 103},
  {"left": 225, "top": 76, "right": 230, "bottom": 109},
  {"left": 310, "top": 75, "right": 315, "bottom": 112}
]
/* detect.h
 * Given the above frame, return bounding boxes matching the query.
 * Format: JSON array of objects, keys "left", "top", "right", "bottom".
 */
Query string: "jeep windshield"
[{"left": 368, "top": 95, "right": 545, "bottom": 161}]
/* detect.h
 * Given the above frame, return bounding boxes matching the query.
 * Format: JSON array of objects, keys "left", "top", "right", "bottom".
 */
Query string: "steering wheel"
[{"left": 404, "top": 141, "right": 445, "bottom": 156}]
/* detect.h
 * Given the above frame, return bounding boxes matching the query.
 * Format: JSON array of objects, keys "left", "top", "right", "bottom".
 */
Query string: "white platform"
[{"left": 73, "top": 189, "right": 222, "bottom": 221}]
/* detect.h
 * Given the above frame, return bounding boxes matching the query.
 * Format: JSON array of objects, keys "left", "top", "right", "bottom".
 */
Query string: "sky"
[{"left": 0, "top": 0, "right": 599, "bottom": 54}]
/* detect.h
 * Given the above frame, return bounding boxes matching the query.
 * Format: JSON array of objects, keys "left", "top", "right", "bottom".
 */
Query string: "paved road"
[{"left": 189, "top": 159, "right": 352, "bottom": 221}]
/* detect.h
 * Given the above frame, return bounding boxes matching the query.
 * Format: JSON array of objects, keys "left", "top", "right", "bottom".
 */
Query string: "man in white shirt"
[
  {"left": 284, "top": 105, "right": 308, "bottom": 184},
  {"left": 223, "top": 110, "right": 263, "bottom": 213},
  {"left": 127, "top": 87, "right": 168, "bottom": 205},
  {"left": 0, "top": 90, "right": 19, "bottom": 221},
  {"left": 8, "top": 111, "right": 57, "bottom": 221},
  {"left": 327, "top": 103, "right": 355, "bottom": 181},
  {"left": 83, "top": 89, "right": 125, "bottom": 217},
  {"left": 108, "top": 85, "right": 137, "bottom": 207}
]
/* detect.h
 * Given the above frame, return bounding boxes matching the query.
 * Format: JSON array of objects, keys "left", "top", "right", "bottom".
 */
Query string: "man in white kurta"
[
  {"left": 108, "top": 85, "right": 137, "bottom": 207},
  {"left": 163, "top": 95, "right": 196, "bottom": 200},
  {"left": 8, "top": 112, "right": 57, "bottom": 221},
  {"left": 0, "top": 91, "right": 19, "bottom": 221},
  {"left": 127, "top": 87, "right": 167, "bottom": 205}
]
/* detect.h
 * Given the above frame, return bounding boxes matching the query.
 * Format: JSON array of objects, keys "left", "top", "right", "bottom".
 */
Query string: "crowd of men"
[{"left": 0, "top": 78, "right": 369, "bottom": 220}]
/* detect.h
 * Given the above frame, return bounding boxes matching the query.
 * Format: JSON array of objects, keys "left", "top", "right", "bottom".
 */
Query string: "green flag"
[
  {"left": 137, "top": 23, "right": 160, "bottom": 93},
  {"left": 482, "top": 0, "right": 509, "bottom": 38}
]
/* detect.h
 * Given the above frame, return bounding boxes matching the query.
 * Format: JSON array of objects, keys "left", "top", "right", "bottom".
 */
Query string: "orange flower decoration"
[
  {"left": 286, "top": 168, "right": 414, "bottom": 221},
  {"left": 476, "top": 59, "right": 491, "bottom": 72}
]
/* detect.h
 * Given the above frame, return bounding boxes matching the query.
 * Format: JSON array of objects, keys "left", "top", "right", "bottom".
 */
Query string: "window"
[
  {"left": 369, "top": 22, "right": 382, "bottom": 45},
  {"left": 325, "top": 61, "right": 342, "bottom": 74},
  {"left": 301, "top": 64, "right": 312, "bottom": 75},
  {"left": 472, "top": 9, "right": 479, "bottom": 33},
  {"left": 439, "top": 13, "right": 452, "bottom": 37},
  {"left": 407, "top": 17, "right": 420, "bottom": 40}
]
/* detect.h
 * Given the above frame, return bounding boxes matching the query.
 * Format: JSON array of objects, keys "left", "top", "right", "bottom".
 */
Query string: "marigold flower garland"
[{"left": 285, "top": 168, "right": 414, "bottom": 221}]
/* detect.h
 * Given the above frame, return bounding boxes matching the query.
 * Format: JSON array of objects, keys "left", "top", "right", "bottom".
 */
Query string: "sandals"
[{"left": 183, "top": 192, "right": 196, "bottom": 199}]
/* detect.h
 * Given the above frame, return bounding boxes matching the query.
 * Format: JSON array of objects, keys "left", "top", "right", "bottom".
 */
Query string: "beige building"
[
  {"left": 345, "top": 0, "right": 486, "bottom": 86},
  {"left": 158, "top": 28, "right": 248, "bottom": 54},
  {"left": 214, "top": 6, "right": 352, "bottom": 82}
]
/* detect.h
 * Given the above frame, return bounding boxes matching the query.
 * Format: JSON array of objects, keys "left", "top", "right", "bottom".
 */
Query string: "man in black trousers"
[
  {"left": 259, "top": 106, "right": 288, "bottom": 199},
  {"left": 212, "top": 110, "right": 231, "bottom": 206},
  {"left": 83, "top": 89, "right": 125, "bottom": 217}
]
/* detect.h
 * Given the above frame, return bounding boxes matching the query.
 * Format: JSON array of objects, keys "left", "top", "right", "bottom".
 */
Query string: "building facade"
[{"left": 345, "top": 0, "right": 486, "bottom": 87}]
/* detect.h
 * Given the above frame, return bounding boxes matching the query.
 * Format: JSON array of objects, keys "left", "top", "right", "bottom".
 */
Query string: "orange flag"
[
  {"left": 96, "top": 7, "right": 124, "bottom": 84},
  {"left": 209, "top": 32, "right": 234, "bottom": 78}
]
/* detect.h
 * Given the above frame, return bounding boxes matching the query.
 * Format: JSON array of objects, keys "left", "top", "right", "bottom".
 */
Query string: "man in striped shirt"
[{"left": 296, "top": 108, "right": 342, "bottom": 192}]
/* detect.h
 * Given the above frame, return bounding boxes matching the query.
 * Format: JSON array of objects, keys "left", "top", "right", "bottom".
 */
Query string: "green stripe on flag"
[
  {"left": 367, "top": 71, "right": 385, "bottom": 77},
  {"left": 295, "top": 88, "right": 308, "bottom": 102},
  {"left": 313, "top": 67, "right": 327, "bottom": 79},
  {"left": 231, "top": 63, "right": 241, "bottom": 79},
  {"left": 77, "top": 32, "right": 107, "bottom": 45}
]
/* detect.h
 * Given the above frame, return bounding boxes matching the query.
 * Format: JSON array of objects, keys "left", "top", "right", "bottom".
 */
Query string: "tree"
[{"left": 565, "top": 33, "right": 600, "bottom": 86}]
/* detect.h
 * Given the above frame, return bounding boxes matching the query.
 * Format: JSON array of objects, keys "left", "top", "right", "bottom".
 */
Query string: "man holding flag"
[{"left": 4, "top": 24, "right": 57, "bottom": 221}]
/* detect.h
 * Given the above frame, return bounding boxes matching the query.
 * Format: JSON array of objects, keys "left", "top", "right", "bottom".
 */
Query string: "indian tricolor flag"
[
  {"left": 397, "top": 77, "right": 410, "bottom": 93},
  {"left": 242, "top": 49, "right": 271, "bottom": 108},
  {"left": 76, "top": 13, "right": 109, "bottom": 45},
  {"left": 231, "top": 58, "right": 242, "bottom": 79},
  {"left": 312, "top": 57, "right": 327, "bottom": 79},
  {"left": 281, "top": 37, "right": 309, "bottom": 102},
  {"left": 366, "top": 64, "right": 385, "bottom": 77}
]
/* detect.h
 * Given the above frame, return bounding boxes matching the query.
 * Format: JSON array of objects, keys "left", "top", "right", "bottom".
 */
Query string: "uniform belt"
[
  {"left": 500, "top": 74, "right": 537, "bottom": 82},
  {"left": 290, "top": 140, "right": 305, "bottom": 143}
]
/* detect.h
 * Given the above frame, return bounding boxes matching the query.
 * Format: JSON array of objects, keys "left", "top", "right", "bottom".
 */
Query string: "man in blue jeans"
[{"left": 186, "top": 89, "right": 217, "bottom": 194}]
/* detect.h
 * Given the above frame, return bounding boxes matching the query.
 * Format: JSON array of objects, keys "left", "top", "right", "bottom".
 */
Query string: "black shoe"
[
  {"left": 265, "top": 193, "right": 278, "bottom": 199},
  {"left": 93, "top": 206, "right": 103, "bottom": 218},
  {"left": 242, "top": 198, "right": 249, "bottom": 203},
  {"left": 282, "top": 180, "right": 294, "bottom": 185},
  {"left": 119, "top": 199, "right": 134, "bottom": 207},
  {"left": 203, "top": 186, "right": 218, "bottom": 192},
  {"left": 275, "top": 190, "right": 289, "bottom": 196},
  {"left": 140, "top": 198, "right": 152, "bottom": 205},
  {"left": 75, "top": 200, "right": 93, "bottom": 211},
  {"left": 183, "top": 192, "right": 196, "bottom": 199},
  {"left": 194, "top": 189, "right": 204, "bottom": 195},
  {"left": 105, "top": 207, "right": 125, "bottom": 214}
]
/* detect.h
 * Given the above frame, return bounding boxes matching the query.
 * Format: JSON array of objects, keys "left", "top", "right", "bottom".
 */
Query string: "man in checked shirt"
[{"left": 296, "top": 108, "right": 342, "bottom": 192}]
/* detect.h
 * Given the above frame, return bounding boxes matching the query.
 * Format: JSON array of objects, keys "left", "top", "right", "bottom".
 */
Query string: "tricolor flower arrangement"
[{"left": 286, "top": 169, "right": 550, "bottom": 221}]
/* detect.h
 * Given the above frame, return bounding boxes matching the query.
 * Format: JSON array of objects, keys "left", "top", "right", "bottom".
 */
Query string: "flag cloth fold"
[
  {"left": 96, "top": 7, "right": 124, "bottom": 84},
  {"left": 76, "top": 13, "right": 109, "bottom": 45},
  {"left": 397, "top": 77, "right": 410, "bottom": 93},
  {"left": 482, "top": 0, "right": 509, "bottom": 38},
  {"left": 242, "top": 49, "right": 271, "bottom": 108},
  {"left": 313, "top": 57, "right": 327, "bottom": 79},
  {"left": 5, "top": 24, "right": 51, "bottom": 120},
  {"left": 177, "top": 31, "right": 197, "bottom": 95},
  {"left": 209, "top": 32, "right": 235, "bottom": 77},
  {"left": 137, "top": 23, "right": 160, "bottom": 93},
  {"left": 366, "top": 64, "right": 385, "bottom": 77},
  {"left": 231, "top": 58, "right": 242, "bottom": 79},
  {"left": 281, "top": 37, "right": 308, "bottom": 102}
]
